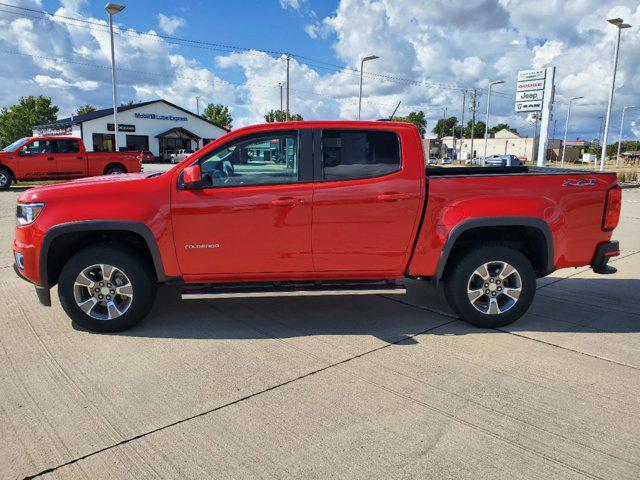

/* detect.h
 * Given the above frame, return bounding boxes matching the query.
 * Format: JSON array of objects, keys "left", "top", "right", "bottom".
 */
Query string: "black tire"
[
  {"left": 58, "top": 244, "right": 156, "bottom": 332},
  {"left": 443, "top": 245, "right": 536, "bottom": 328},
  {"left": 104, "top": 164, "right": 126, "bottom": 175},
  {"left": 0, "top": 167, "right": 12, "bottom": 190}
]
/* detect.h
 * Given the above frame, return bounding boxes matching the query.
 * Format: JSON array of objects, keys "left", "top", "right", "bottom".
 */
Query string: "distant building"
[
  {"left": 33, "top": 99, "right": 229, "bottom": 161},
  {"left": 441, "top": 128, "right": 561, "bottom": 162}
]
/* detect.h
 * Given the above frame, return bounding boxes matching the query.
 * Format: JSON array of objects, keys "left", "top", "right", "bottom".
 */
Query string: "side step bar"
[{"left": 181, "top": 282, "right": 406, "bottom": 300}]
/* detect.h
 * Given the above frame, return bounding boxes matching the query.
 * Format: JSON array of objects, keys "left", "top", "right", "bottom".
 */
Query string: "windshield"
[{"left": 2, "top": 137, "right": 30, "bottom": 152}]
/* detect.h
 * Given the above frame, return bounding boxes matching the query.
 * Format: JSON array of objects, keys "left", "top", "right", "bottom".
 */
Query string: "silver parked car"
[{"left": 483, "top": 154, "right": 524, "bottom": 167}]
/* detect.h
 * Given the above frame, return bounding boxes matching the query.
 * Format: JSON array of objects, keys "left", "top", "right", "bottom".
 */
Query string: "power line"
[{"left": 0, "top": 1, "right": 515, "bottom": 99}]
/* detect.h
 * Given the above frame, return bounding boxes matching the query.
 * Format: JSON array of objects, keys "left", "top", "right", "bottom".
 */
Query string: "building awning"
[{"left": 155, "top": 127, "right": 201, "bottom": 140}]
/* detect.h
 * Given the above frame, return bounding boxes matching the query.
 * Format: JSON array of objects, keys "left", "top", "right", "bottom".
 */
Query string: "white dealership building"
[{"left": 33, "top": 99, "right": 229, "bottom": 160}]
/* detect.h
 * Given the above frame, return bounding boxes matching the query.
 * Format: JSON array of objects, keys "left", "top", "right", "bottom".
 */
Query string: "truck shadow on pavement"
[{"left": 102, "top": 277, "right": 640, "bottom": 343}]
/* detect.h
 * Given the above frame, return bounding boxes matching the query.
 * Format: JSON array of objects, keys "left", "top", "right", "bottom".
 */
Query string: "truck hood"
[{"left": 18, "top": 172, "right": 156, "bottom": 203}]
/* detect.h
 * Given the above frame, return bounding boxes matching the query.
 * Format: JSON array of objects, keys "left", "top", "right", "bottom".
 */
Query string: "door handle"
[
  {"left": 271, "top": 197, "right": 303, "bottom": 207},
  {"left": 46, "top": 157, "right": 55, "bottom": 161},
  {"left": 76, "top": 156, "right": 83, "bottom": 160},
  {"left": 377, "top": 192, "right": 409, "bottom": 202}
]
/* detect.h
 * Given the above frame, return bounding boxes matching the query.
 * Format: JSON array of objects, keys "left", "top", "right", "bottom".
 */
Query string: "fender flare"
[
  {"left": 435, "top": 216, "right": 554, "bottom": 280},
  {"left": 39, "top": 220, "right": 167, "bottom": 288}
]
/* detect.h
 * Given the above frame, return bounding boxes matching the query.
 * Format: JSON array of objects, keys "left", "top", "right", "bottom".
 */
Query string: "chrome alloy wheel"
[
  {"left": 73, "top": 264, "right": 133, "bottom": 320},
  {"left": 466, "top": 261, "right": 522, "bottom": 315},
  {"left": 0, "top": 171, "right": 8, "bottom": 187}
]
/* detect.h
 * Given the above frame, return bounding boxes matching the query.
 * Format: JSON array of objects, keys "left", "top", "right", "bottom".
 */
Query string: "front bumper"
[
  {"left": 13, "top": 264, "right": 51, "bottom": 306},
  {"left": 592, "top": 240, "right": 620, "bottom": 274}
]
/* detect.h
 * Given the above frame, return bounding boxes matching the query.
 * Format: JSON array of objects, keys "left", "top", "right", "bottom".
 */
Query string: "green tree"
[
  {"left": 488, "top": 123, "right": 519, "bottom": 135},
  {"left": 120, "top": 100, "right": 136, "bottom": 107},
  {"left": 464, "top": 120, "right": 486, "bottom": 138},
  {"left": 432, "top": 116, "right": 458, "bottom": 138},
  {"left": 202, "top": 103, "right": 233, "bottom": 127},
  {"left": 0, "top": 95, "right": 58, "bottom": 146},
  {"left": 75, "top": 104, "right": 97, "bottom": 116},
  {"left": 264, "top": 109, "right": 303, "bottom": 122},
  {"left": 393, "top": 111, "right": 427, "bottom": 137}
]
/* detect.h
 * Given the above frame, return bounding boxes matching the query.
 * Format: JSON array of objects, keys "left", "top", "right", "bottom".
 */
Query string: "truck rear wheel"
[
  {"left": 104, "top": 164, "right": 126, "bottom": 175},
  {"left": 58, "top": 244, "right": 156, "bottom": 332},
  {"left": 443, "top": 246, "right": 536, "bottom": 328},
  {"left": 0, "top": 168, "right": 12, "bottom": 190}
]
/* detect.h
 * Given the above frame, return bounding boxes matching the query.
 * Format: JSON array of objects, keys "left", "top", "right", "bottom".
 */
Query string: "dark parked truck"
[
  {"left": 12, "top": 121, "right": 621, "bottom": 332},
  {"left": 0, "top": 136, "right": 142, "bottom": 189}
]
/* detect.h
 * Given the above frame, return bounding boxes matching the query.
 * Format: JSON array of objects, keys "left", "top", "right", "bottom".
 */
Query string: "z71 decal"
[{"left": 562, "top": 178, "right": 596, "bottom": 187}]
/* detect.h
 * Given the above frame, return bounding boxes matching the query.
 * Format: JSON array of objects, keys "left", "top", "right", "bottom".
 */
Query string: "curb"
[{"left": 620, "top": 183, "right": 640, "bottom": 189}]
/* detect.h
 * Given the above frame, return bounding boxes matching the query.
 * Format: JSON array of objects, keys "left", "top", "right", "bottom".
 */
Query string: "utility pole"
[
  {"left": 279, "top": 83, "right": 283, "bottom": 111},
  {"left": 469, "top": 89, "right": 478, "bottom": 160},
  {"left": 458, "top": 90, "right": 466, "bottom": 161},
  {"left": 285, "top": 55, "right": 290, "bottom": 121},
  {"left": 441, "top": 107, "right": 447, "bottom": 159},
  {"left": 598, "top": 116, "right": 604, "bottom": 145},
  {"left": 601, "top": 17, "right": 632, "bottom": 171}
]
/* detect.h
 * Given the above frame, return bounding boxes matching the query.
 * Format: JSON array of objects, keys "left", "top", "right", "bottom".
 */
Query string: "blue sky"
[{"left": 2, "top": 1, "right": 640, "bottom": 141}]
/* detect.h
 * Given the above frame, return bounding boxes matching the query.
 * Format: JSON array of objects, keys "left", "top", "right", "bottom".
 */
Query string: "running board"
[{"left": 181, "top": 282, "right": 406, "bottom": 300}]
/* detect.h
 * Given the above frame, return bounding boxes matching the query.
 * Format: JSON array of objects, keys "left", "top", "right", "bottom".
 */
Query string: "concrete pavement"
[{"left": 0, "top": 184, "right": 639, "bottom": 479}]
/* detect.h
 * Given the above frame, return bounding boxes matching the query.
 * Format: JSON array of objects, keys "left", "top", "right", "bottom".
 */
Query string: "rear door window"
[
  {"left": 54, "top": 140, "right": 80, "bottom": 153},
  {"left": 321, "top": 130, "right": 401, "bottom": 180}
]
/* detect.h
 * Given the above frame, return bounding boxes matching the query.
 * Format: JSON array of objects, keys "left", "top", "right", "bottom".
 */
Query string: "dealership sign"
[
  {"left": 107, "top": 123, "right": 136, "bottom": 132},
  {"left": 514, "top": 69, "right": 547, "bottom": 112},
  {"left": 134, "top": 112, "right": 188, "bottom": 122}
]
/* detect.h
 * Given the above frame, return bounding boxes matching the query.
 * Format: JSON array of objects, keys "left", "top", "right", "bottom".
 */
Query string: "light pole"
[
  {"left": 358, "top": 55, "right": 379, "bottom": 120},
  {"left": 616, "top": 105, "right": 635, "bottom": 166},
  {"left": 105, "top": 2, "right": 125, "bottom": 152},
  {"left": 561, "top": 96, "right": 583, "bottom": 167},
  {"left": 195, "top": 96, "right": 201, "bottom": 116},
  {"left": 483, "top": 80, "right": 504, "bottom": 159},
  {"left": 600, "top": 17, "right": 632, "bottom": 171}
]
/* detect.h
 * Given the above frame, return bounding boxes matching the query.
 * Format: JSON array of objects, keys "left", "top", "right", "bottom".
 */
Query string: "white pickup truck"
[{"left": 170, "top": 148, "right": 195, "bottom": 164}]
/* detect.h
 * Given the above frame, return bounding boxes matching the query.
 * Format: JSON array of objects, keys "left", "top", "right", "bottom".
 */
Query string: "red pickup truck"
[
  {"left": 13, "top": 121, "right": 621, "bottom": 332},
  {"left": 0, "top": 136, "right": 141, "bottom": 189}
]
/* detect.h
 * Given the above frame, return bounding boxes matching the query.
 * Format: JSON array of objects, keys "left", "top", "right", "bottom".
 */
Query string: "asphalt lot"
[{"left": 1, "top": 177, "right": 639, "bottom": 479}]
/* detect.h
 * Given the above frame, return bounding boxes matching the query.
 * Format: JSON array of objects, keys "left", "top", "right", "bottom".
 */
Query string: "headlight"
[{"left": 16, "top": 203, "right": 45, "bottom": 226}]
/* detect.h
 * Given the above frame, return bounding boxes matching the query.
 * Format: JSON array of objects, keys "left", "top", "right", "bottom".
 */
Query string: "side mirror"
[{"left": 182, "top": 164, "right": 202, "bottom": 190}]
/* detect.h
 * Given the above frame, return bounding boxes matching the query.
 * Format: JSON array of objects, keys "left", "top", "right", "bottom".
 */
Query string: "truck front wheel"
[
  {"left": 0, "top": 168, "right": 12, "bottom": 190},
  {"left": 443, "top": 246, "right": 536, "bottom": 328},
  {"left": 58, "top": 244, "right": 156, "bottom": 332}
]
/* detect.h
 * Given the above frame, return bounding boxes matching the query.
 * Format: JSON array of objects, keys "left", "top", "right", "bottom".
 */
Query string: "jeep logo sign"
[{"left": 516, "top": 91, "right": 543, "bottom": 102}]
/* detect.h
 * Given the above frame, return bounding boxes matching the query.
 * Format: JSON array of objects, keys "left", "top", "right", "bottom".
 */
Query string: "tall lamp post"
[
  {"left": 483, "top": 80, "right": 504, "bottom": 159},
  {"left": 561, "top": 96, "right": 583, "bottom": 167},
  {"left": 105, "top": 3, "right": 125, "bottom": 152},
  {"left": 600, "top": 17, "right": 632, "bottom": 171},
  {"left": 616, "top": 105, "right": 635, "bottom": 166},
  {"left": 195, "top": 96, "right": 201, "bottom": 115},
  {"left": 358, "top": 55, "right": 379, "bottom": 120}
]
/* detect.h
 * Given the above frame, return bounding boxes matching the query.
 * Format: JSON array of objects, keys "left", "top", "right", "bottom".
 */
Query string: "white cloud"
[
  {"left": 0, "top": 0, "right": 639, "bottom": 140},
  {"left": 157, "top": 13, "right": 185, "bottom": 34}
]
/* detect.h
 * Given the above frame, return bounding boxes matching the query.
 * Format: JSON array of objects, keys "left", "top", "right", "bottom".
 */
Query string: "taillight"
[{"left": 602, "top": 185, "right": 621, "bottom": 231}]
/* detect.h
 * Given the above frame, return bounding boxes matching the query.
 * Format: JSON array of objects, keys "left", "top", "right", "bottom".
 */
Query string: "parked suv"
[{"left": 170, "top": 149, "right": 195, "bottom": 164}]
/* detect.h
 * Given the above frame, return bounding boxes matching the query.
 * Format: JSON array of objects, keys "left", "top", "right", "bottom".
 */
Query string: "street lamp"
[
  {"left": 105, "top": 2, "right": 125, "bottom": 152},
  {"left": 600, "top": 17, "right": 632, "bottom": 171},
  {"left": 616, "top": 105, "right": 635, "bottom": 166},
  {"left": 483, "top": 80, "right": 504, "bottom": 159},
  {"left": 195, "top": 96, "right": 201, "bottom": 116},
  {"left": 358, "top": 55, "right": 379, "bottom": 120},
  {"left": 560, "top": 96, "right": 584, "bottom": 167}
]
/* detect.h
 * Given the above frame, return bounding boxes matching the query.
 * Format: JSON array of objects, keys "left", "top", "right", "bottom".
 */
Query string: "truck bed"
[{"left": 425, "top": 165, "right": 601, "bottom": 177}]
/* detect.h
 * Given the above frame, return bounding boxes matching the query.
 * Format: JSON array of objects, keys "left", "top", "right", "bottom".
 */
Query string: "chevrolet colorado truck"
[
  {"left": 0, "top": 136, "right": 142, "bottom": 189},
  {"left": 13, "top": 121, "right": 621, "bottom": 332}
]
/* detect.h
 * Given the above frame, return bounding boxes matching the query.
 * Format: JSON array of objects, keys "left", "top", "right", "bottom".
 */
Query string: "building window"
[
  {"left": 92, "top": 133, "right": 115, "bottom": 152},
  {"left": 126, "top": 135, "right": 149, "bottom": 152}
]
